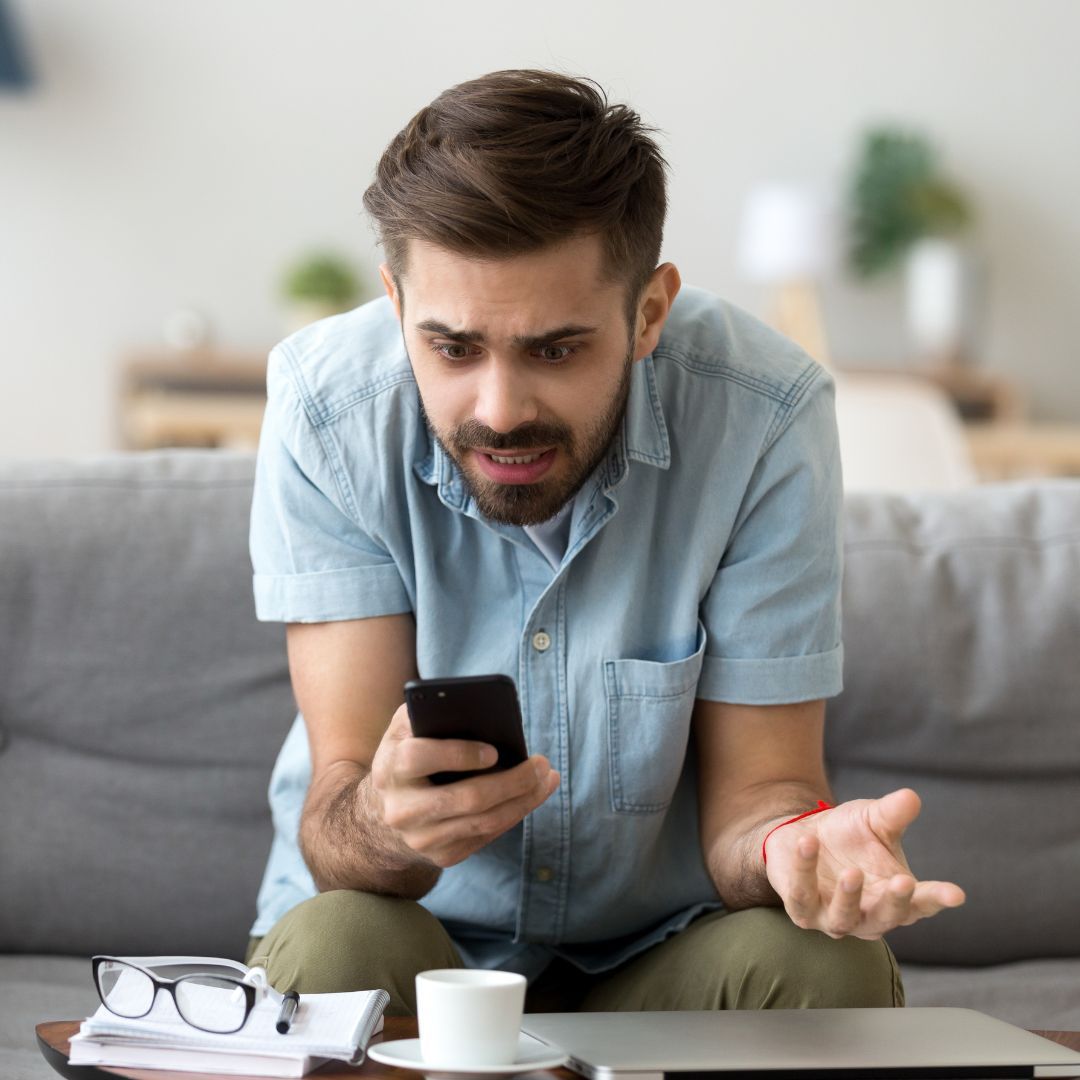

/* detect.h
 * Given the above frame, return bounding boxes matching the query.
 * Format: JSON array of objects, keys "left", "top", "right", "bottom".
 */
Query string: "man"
[{"left": 246, "top": 69, "right": 964, "bottom": 1015}]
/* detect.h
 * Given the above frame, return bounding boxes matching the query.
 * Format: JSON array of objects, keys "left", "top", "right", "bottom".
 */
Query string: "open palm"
[{"left": 764, "top": 788, "right": 966, "bottom": 940}]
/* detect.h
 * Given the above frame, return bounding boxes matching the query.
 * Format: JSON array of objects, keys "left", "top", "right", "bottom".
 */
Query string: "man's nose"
[{"left": 472, "top": 360, "right": 539, "bottom": 436}]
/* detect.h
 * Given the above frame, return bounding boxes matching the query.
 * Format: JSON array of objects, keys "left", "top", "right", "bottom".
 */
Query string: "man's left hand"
[{"left": 763, "top": 788, "right": 966, "bottom": 940}]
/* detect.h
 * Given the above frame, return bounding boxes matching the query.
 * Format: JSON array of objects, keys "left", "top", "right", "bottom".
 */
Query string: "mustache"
[{"left": 451, "top": 418, "right": 573, "bottom": 453}]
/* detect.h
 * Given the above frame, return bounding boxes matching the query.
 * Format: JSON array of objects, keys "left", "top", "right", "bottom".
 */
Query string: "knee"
[
  {"left": 723, "top": 908, "right": 904, "bottom": 1009},
  {"left": 289, "top": 887, "right": 439, "bottom": 956},
  {"left": 252, "top": 890, "right": 461, "bottom": 1013},
  {"left": 256, "top": 890, "right": 412, "bottom": 993}
]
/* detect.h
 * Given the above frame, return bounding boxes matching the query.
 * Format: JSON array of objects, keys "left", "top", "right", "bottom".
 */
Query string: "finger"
[
  {"left": 430, "top": 756, "right": 555, "bottom": 821},
  {"left": 868, "top": 788, "right": 922, "bottom": 844},
  {"left": 465, "top": 765, "right": 560, "bottom": 828},
  {"left": 395, "top": 737, "right": 499, "bottom": 781},
  {"left": 782, "top": 835, "right": 824, "bottom": 930},
  {"left": 822, "top": 868, "right": 864, "bottom": 939},
  {"left": 370, "top": 705, "right": 421, "bottom": 792},
  {"left": 375, "top": 704, "right": 416, "bottom": 756},
  {"left": 905, "top": 880, "right": 967, "bottom": 922},
  {"left": 385, "top": 755, "right": 553, "bottom": 831},
  {"left": 409, "top": 770, "right": 561, "bottom": 866},
  {"left": 861, "top": 873, "right": 916, "bottom": 936},
  {"left": 382, "top": 702, "right": 414, "bottom": 742}
]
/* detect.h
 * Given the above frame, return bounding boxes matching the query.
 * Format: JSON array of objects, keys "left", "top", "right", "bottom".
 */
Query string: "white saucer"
[{"left": 368, "top": 1032, "right": 568, "bottom": 1077}]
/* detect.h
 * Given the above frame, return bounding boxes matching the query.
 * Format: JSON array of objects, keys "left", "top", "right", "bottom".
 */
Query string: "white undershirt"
[{"left": 523, "top": 500, "right": 574, "bottom": 571}]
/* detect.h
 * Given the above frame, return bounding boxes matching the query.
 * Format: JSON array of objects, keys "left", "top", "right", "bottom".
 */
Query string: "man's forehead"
[
  {"left": 404, "top": 233, "right": 605, "bottom": 272},
  {"left": 399, "top": 238, "right": 625, "bottom": 335}
]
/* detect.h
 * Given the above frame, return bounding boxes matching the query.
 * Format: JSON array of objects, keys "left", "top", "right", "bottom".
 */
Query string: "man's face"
[{"left": 383, "top": 234, "right": 645, "bottom": 526}]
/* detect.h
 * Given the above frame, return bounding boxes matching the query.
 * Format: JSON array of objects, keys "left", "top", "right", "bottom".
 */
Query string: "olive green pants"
[{"left": 247, "top": 891, "right": 904, "bottom": 1017}]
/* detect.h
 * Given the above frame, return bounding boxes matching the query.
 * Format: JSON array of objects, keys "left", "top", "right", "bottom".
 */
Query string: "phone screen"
[{"left": 405, "top": 674, "right": 529, "bottom": 784}]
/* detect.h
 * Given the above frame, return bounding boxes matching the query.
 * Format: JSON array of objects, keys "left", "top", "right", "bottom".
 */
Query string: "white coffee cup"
[{"left": 416, "top": 968, "right": 527, "bottom": 1067}]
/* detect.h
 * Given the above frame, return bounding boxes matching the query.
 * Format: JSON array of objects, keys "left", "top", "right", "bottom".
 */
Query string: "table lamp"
[{"left": 736, "top": 182, "right": 837, "bottom": 367}]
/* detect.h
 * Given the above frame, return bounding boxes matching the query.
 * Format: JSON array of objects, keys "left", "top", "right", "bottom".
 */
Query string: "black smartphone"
[{"left": 404, "top": 674, "right": 529, "bottom": 785}]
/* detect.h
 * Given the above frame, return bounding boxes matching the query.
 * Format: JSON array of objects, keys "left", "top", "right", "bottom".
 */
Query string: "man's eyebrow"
[{"left": 414, "top": 319, "right": 600, "bottom": 349}]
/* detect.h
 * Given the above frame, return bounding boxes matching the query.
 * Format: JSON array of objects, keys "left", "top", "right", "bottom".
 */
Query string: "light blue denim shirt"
[{"left": 248, "top": 284, "right": 844, "bottom": 980}]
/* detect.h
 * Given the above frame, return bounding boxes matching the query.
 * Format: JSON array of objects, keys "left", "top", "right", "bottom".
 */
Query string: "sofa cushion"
[
  {"left": 0, "top": 451, "right": 294, "bottom": 958},
  {"left": 900, "top": 958, "right": 1080, "bottom": 1031},
  {"left": 0, "top": 955, "right": 99, "bottom": 1080},
  {"left": 828, "top": 480, "right": 1080, "bottom": 965}
]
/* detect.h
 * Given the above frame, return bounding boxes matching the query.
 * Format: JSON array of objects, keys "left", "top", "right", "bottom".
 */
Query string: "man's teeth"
[{"left": 489, "top": 452, "right": 544, "bottom": 465}]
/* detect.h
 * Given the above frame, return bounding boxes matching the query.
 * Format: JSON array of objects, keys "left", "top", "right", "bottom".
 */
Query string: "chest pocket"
[{"left": 604, "top": 623, "right": 707, "bottom": 813}]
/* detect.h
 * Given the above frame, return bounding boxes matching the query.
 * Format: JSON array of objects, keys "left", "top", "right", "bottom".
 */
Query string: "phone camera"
[{"left": 414, "top": 691, "right": 425, "bottom": 701}]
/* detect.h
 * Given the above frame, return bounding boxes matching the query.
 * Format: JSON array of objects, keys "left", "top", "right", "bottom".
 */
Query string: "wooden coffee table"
[
  {"left": 36, "top": 1017, "right": 571, "bottom": 1079},
  {"left": 36, "top": 1018, "right": 1080, "bottom": 1079}
]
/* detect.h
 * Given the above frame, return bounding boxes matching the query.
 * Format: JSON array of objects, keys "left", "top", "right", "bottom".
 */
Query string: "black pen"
[{"left": 276, "top": 990, "right": 300, "bottom": 1034}]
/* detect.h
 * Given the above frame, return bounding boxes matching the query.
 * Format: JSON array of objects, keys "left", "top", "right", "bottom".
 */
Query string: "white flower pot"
[{"left": 904, "top": 237, "right": 981, "bottom": 366}]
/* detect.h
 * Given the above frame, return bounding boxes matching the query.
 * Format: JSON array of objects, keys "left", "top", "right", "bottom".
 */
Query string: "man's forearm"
[
  {"left": 299, "top": 761, "right": 441, "bottom": 899},
  {"left": 703, "top": 781, "right": 833, "bottom": 910}
]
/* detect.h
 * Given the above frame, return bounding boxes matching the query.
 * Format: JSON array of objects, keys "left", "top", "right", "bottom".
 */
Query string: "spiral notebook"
[{"left": 69, "top": 955, "right": 389, "bottom": 1078}]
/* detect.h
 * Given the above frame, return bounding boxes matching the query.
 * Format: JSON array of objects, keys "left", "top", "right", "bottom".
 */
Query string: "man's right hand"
[{"left": 367, "top": 703, "right": 561, "bottom": 868}]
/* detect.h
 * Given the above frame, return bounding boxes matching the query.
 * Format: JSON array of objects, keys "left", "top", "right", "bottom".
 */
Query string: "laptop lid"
[{"left": 522, "top": 1008, "right": 1080, "bottom": 1080}]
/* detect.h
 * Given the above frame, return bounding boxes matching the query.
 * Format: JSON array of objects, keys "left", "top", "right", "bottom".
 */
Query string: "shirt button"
[
  {"left": 536, "top": 866, "right": 554, "bottom": 883},
  {"left": 532, "top": 631, "right": 551, "bottom": 653}
]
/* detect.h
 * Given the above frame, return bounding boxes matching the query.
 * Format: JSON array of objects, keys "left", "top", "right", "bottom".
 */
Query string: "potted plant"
[
  {"left": 281, "top": 252, "right": 363, "bottom": 333},
  {"left": 847, "top": 127, "right": 979, "bottom": 366}
]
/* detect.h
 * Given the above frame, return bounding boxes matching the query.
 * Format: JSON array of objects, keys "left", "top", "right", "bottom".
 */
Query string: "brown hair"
[{"left": 362, "top": 69, "right": 669, "bottom": 324}]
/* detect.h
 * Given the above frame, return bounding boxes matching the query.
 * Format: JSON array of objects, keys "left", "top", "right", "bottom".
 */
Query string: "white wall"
[{"left": 2, "top": 0, "right": 1078, "bottom": 457}]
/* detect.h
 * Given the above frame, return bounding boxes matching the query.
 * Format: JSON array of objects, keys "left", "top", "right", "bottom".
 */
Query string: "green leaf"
[
  {"left": 282, "top": 253, "right": 361, "bottom": 305},
  {"left": 845, "top": 127, "right": 974, "bottom": 279}
]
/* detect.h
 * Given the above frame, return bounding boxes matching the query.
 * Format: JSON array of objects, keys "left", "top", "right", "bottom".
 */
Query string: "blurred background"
[{"left": 2, "top": 0, "right": 1078, "bottom": 487}]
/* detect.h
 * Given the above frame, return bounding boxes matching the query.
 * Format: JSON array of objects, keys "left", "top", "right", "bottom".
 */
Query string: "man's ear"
[
  {"left": 379, "top": 263, "right": 402, "bottom": 319},
  {"left": 633, "top": 263, "right": 681, "bottom": 361}
]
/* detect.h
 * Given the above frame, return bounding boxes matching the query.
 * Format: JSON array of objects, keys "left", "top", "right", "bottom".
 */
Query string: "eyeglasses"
[{"left": 91, "top": 955, "right": 263, "bottom": 1034}]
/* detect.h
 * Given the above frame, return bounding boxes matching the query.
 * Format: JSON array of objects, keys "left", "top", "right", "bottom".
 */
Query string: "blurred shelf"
[
  {"left": 118, "top": 347, "right": 269, "bottom": 450},
  {"left": 838, "top": 363, "right": 1026, "bottom": 423},
  {"left": 964, "top": 422, "right": 1080, "bottom": 480},
  {"left": 834, "top": 363, "right": 1080, "bottom": 481}
]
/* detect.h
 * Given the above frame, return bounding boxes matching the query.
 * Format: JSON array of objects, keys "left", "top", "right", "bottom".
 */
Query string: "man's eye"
[
  {"left": 430, "top": 342, "right": 473, "bottom": 361},
  {"left": 538, "top": 345, "right": 575, "bottom": 363}
]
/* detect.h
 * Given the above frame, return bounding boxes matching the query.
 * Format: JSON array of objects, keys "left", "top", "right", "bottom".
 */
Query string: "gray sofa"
[{"left": 1, "top": 451, "right": 1078, "bottom": 1079}]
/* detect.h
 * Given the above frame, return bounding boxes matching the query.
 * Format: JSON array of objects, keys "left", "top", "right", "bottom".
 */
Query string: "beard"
[{"left": 421, "top": 343, "right": 635, "bottom": 527}]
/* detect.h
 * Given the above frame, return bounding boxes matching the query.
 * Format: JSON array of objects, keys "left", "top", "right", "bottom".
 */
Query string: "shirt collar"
[
  {"left": 622, "top": 351, "right": 672, "bottom": 471},
  {"left": 414, "top": 352, "right": 671, "bottom": 510}
]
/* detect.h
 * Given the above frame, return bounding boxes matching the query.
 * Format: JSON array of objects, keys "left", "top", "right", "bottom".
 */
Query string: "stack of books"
[{"left": 69, "top": 957, "right": 389, "bottom": 1078}]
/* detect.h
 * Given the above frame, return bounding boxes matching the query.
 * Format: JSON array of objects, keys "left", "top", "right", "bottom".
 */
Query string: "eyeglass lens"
[
  {"left": 174, "top": 975, "right": 251, "bottom": 1033},
  {"left": 96, "top": 960, "right": 250, "bottom": 1033},
  {"left": 96, "top": 960, "right": 156, "bottom": 1017}
]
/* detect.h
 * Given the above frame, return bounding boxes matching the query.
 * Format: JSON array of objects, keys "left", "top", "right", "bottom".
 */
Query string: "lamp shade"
[{"left": 736, "top": 182, "right": 837, "bottom": 283}]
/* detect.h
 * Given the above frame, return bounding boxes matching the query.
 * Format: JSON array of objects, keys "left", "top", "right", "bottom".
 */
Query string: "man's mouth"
[
  {"left": 486, "top": 451, "right": 546, "bottom": 465},
  {"left": 472, "top": 447, "right": 558, "bottom": 484}
]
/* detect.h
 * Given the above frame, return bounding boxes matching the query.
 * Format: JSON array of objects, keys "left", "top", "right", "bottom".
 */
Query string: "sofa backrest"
[
  {"left": 829, "top": 481, "right": 1080, "bottom": 965},
  {"left": 0, "top": 451, "right": 294, "bottom": 959},
  {"left": 2, "top": 452, "right": 1078, "bottom": 967}
]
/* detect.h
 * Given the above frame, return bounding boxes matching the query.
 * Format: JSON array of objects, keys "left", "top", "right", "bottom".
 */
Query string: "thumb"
[
  {"left": 385, "top": 701, "right": 413, "bottom": 743},
  {"left": 869, "top": 787, "right": 922, "bottom": 842}
]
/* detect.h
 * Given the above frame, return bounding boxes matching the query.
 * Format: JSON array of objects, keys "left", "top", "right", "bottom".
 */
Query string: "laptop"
[{"left": 521, "top": 1008, "right": 1080, "bottom": 1080}]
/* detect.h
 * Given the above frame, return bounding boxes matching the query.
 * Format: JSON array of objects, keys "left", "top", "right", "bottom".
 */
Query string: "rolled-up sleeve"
[
  {"left": 696, "top": 368, "right": 844, "bottom": 705},
  {"left": 249, "top": 346, "right": 411, "bottom": 623}
]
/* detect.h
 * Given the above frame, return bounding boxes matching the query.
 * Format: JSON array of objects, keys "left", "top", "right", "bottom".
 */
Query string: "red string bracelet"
[{"left": 762, "top": 801, "right": 834, "bottom": 864}]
